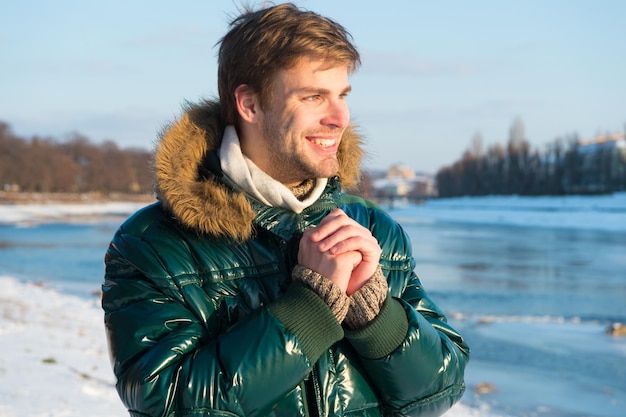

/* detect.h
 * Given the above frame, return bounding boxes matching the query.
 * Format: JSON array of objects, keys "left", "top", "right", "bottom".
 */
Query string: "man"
[{"left": 102, "top": 3, "right": 469, "bottom": 417}]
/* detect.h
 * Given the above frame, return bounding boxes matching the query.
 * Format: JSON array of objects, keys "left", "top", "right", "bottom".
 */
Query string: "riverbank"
[
  {"left": 0, "top": 192, "right": 155, "bottom": 226},
  {"left": 0, "top": 191, "right": 155, "bottom": 205}
]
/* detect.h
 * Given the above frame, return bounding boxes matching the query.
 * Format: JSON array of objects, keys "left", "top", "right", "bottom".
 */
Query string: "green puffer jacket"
[{"left": 102, "top": 101, "right": 470, "bottom": 417}]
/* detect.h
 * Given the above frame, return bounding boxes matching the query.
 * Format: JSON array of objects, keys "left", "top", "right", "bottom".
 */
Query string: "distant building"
[
  {"left": 370, "top": 164, "right": 436, "bottom": 204},
  {"left": 579, "top": 132, "right": 626, "bottom": 148},
  {"left": 575, "top": 133, "right": 626, "bottom": 193}
]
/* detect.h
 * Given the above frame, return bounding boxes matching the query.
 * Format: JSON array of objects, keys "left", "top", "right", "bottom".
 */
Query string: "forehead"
[{"left": 274, "top": 57, "right": 350, "bottom": 89}]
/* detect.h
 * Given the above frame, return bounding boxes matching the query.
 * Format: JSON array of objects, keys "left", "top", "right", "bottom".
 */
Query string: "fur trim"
[{"left": 154, "top": 100, "right": 364, "bottom": 241}]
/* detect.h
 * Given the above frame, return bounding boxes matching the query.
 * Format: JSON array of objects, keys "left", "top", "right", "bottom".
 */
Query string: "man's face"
[{"left": 251, "top": 57, "right": 352, "bottom": 187}]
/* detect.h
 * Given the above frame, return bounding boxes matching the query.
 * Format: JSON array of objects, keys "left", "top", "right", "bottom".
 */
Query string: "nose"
[{"left": 321, "top": 98, "right": 350, "bottom": 129}]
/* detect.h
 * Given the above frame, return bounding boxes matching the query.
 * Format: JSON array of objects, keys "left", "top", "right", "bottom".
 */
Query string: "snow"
[
  {"left": 0, "top": 276, "right": 498, "bottom": 417},
  {"left": 0, "top": 276, "right": 126, "bottom": 417},
  {"left": 0, "top": 202, "right": 148, "bottom": 226}
]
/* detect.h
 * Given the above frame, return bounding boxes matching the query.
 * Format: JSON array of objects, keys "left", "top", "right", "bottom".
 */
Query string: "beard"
[{"left": 260, "top": 114, "right": 340, "bottom": 185}]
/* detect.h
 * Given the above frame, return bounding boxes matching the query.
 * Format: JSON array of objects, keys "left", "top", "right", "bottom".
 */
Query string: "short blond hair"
[{"left": 217, "top": 3, "right": 360, "bottom": 127}]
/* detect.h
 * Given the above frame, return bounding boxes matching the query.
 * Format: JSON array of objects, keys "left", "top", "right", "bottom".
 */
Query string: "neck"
[
  {"left": 290, "top": 179, "right": 316, "bottom": 201},
  {"left": 220, "top": 126, "right": 328, "bottom": 213}
]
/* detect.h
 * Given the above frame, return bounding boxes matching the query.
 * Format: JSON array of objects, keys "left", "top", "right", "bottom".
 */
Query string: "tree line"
[
  {"left": 0, "top": 122, "right": 153, "bottom": 194},
  {"left": 435, "top": 118, "right": 626, "bottom": 198},
  {"left": 3, "top": 118, "right": 625, "bottom": 198}
]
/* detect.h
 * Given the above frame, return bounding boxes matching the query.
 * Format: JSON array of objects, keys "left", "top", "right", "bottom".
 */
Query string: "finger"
[
  {"left": 309, "top": 209, "right": 350, "bottom": 242},
  {"left": 313, "top": 217, "right": 366, "bottom": 249},
  {"left": 317, "top": 221, "right": 376, "bottom": 253},
  {"left": 328, "top": 235, "right": 381, "bottom": 261}
]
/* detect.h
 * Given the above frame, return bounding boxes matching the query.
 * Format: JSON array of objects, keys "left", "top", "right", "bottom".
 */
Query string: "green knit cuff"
[
  {"left": 268, "top": 281, "right": 344, "bottom": 363},
  {"left": 344, "top": 297, "right": 408, "bottom": 359}
]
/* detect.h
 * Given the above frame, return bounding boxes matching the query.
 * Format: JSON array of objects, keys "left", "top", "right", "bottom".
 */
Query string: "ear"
[{"left": 234, "top": 84, "right": 260, "bottom": 124}]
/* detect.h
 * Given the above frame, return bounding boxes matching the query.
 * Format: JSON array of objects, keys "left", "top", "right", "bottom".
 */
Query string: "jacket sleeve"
[
  {"left": 343, "top": 207, "right": 470, "bottom": 417},
  {"left": 102, "top": 213, "right": 344, "bottom": 417}
]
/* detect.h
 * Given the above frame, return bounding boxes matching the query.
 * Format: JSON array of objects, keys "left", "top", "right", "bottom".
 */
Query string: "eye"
[{"left": 304, "top": 95, "right": 321, "bottom": 102}]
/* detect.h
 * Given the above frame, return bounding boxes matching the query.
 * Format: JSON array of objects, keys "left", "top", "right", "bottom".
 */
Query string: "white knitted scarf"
[{"left": 219, "top": 126, "right": 328, "bottom": 213}]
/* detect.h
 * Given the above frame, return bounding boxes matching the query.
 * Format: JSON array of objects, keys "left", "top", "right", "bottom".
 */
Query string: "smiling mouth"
[
  {"left": 306, "top": 132, "right": 341, "bottom": 151},
  {"left": 311, "top": 138, "right": 337, "bottom": 149}
]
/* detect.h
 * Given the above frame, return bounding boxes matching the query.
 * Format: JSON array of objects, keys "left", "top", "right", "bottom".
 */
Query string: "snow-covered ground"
[
  {"left": 0, "top": 201, "right": 149, "bottom": 226},
  {"left": 0, "top": 276, "right": 497, "bottom": 417},
  {"left": 0, "top": 276, "right": 127, "bottom": 417}
]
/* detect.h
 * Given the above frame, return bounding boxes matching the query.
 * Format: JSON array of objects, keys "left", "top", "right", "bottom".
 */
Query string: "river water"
[{"left": 1, "top": 194, "right": 625, "bottom": 417}]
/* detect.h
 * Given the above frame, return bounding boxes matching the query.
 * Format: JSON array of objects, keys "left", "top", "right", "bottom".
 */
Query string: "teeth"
[{"left": 313, "top": 139, "right": 335, "bottom": 148}]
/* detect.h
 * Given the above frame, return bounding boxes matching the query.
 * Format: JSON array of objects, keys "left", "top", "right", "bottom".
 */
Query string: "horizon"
[{"left": 2, "top": 0, "right": 625, "bottom": 173}]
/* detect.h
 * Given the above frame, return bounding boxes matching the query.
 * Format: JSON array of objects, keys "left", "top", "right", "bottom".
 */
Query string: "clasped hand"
[{"left": 298, "top": 209, "right": 382, "bottom": 295}]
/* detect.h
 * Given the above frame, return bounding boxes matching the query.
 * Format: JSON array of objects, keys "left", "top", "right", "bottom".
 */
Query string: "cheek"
[
  {"left": 286, "top": 110, "right": 319, "bottom": 136},
  {"left": 262, "top": 105, "right": 313, "bottom": 143}
]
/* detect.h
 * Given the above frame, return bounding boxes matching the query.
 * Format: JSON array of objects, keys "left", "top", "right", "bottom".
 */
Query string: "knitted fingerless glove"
[
  {"left": 291, "top": 265, "right": 350, "bottom": 323},
  {"left": 344, "top": 265, "right": 388, "bottom": 330}
]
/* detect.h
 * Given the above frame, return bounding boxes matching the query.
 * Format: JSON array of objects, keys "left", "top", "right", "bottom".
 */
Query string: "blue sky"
[{"left": 2, "top": 0, "right": 625, "bottom": 173}]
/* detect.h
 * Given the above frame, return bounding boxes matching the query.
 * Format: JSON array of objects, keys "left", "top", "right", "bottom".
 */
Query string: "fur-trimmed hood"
[{"left": 153, "top": 100, "right": 365, "bottom": 241}]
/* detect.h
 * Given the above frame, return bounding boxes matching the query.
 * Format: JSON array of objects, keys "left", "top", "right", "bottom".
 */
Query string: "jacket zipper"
[{"left": 303, "top": 365, "right": 322, "bottom": 417}]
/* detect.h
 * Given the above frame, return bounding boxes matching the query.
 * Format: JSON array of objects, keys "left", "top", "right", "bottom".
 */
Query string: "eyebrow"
[{"left": 291, "top": 85, "right": 352, "bottom": 96}]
